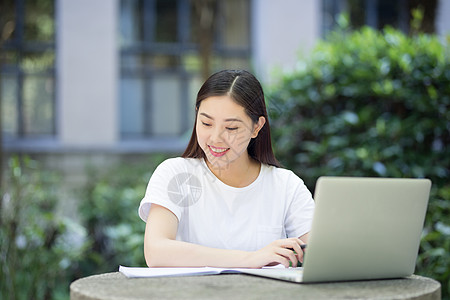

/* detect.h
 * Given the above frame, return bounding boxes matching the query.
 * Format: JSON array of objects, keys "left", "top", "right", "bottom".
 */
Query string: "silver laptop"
[{"left": 241, "top": 176, "right": 431, "bottom": 283}]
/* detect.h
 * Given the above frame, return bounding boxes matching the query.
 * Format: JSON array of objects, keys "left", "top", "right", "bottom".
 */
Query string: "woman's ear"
[{"left": 251, "top": 116, "right": 266, "bottom": 138}]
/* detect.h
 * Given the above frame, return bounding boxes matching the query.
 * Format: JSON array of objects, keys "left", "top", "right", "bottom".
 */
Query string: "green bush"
[
  {"left": 72, "top": 154, "right": 169, "bottom": 278},
  {"left": 0, "top": 154, "right": 171, "bottom": 299},
  {"left": 268, "top": 26, "right": 449, "bottom": 297},
  {"left": 0, "top": 156, "right": 82, "bottom": 300}
]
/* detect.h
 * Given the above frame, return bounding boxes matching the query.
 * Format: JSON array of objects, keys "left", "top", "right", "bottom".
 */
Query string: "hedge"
[{"left": 268, "top": 25, "right": 449, "bottom": 298}]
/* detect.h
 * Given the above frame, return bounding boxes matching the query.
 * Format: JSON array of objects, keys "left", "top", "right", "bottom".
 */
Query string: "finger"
[
  {"left": 299, "top": 239, "right": 307, "bottom": 262},
  {"left": 275, "top": 238, "right": 304, "bottom": 265},
  {"left": 284, "top": 238, "right": 304, "bottom": 264},
  {"left": 290, "top": 241, "right": 304, "bottom": 263},
  {"left": 299, "top": 238, "right": 307, "bottom": 250},
  {"left": 276, "top": 256, "right": 291, "bottom": 268},
  {"left": 264, "top": 253, "right": 290, "bottom": 268},
  {"left": 277, "top": 247, "right": 298, "bottom": 267}
]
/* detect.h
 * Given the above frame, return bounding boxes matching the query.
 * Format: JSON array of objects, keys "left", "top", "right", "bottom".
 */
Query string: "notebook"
[{"left": 240, "top": 176, "right": 431, "bottom": 283}]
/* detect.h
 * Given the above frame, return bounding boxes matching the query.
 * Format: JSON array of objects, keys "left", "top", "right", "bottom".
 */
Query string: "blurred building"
[{"left": 2, "top": 0, "right": 450, "bottom": 155}]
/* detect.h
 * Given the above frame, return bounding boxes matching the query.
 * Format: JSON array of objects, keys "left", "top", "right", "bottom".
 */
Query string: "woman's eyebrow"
[
  {"left": 199, "top": 112, "right": 243, "bottom": 123},
  {"left": 199, "top": 112, "right": 213, "bottom": 119},
  {"left": 224, "top": 118, "right": 243, "bottom": 123}
]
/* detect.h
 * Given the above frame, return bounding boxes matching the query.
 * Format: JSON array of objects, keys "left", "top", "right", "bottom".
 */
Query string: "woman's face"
[{"left": 196, "top": 95, "right": 264, "bottom": 170}]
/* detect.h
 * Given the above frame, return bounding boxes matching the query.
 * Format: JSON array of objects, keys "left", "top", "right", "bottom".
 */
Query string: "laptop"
[{"left": 240, "top": 176, "right": 431, "bottom": 283}]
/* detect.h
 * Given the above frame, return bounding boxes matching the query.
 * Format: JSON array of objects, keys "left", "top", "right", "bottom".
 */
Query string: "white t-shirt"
[{"left": 139, "top": 157, "right": 315, "bottom": 251}]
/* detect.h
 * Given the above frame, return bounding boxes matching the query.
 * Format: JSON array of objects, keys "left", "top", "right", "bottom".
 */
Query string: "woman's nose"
[{"left": 210, "top": 126, "right": 224, "bottom": 143}]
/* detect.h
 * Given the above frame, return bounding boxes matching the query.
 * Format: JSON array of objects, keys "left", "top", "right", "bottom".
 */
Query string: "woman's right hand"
[{"left": 246, "top": 237, "right": 306, "bottom": 268}]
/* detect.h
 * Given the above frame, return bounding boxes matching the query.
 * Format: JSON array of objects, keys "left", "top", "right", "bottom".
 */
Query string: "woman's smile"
[{"left": 208, "top": 145, "right": 230, "bottom": 157}]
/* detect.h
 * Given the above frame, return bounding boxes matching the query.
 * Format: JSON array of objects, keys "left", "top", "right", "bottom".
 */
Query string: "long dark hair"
[{"left": 182, "top": 69, "right": 280, "bottom": 167}]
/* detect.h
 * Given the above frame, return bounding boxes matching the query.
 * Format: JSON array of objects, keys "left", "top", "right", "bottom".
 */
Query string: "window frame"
[
  {"left": 119, "top": 0, "right": 252, "bottom": 140},
  {"left": 321, "top": 0, "right": 410, "bottom": 36},
  {"left": 0, "top": 0, "right": 57, "bottom": 141}
]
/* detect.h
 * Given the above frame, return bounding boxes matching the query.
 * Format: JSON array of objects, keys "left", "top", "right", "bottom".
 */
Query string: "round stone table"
[{"left": 70, "top": 272, "right": 441, "bottom": 300}]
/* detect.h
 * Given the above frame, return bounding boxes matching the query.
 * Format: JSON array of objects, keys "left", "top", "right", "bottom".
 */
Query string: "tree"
[
  {"left": 191, "top": 0, "right": 217, "bottom": 80},
  {"left": 409, "top": 0, "right": 437, "bottom": 33}
]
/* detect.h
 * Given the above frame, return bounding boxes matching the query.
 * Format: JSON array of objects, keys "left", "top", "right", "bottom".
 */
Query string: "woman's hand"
[{"left": 246, "top": 238, "right": 306, "bottom": 268}]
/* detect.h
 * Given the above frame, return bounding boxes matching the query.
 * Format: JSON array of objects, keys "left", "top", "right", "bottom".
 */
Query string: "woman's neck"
[{"left": 206, "top": 154, "right": 261, "bottom": 188}]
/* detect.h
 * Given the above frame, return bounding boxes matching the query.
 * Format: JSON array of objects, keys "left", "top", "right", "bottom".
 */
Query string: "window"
[
  {"left": 119, "top": 0, "right": 251, "bottom": 139},
  {"left": 0, "top": 0, "right": 56, "bottom": 140},
  {"left": 321, "top": 0, "right": 430, "bottom": 35}
]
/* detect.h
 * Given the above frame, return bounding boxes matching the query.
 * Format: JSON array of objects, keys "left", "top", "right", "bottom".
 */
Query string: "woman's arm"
[
  {"left": 144, "top": 204, "right": 305, "bottom": 268},
  {"left": 144, "top": 204, "right": 248, "bottom": 268}
]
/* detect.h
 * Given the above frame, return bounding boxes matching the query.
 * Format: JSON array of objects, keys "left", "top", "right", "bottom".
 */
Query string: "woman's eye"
[
  {"left": 226, "top": 127, "right": 238, "bottom": 131},
  {"left": 201, "top": 122, "right": 212, "bottom": 127}
]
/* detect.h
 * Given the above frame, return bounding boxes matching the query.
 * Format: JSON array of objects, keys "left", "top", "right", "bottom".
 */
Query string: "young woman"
[{"left": 139, "top": 70, "right": 315, "bottom": 268}]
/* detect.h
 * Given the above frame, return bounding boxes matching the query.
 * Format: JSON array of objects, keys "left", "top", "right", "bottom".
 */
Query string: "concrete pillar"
[
  {"left": 252, "top": 0, "right": 321, "bottom": 84},
  {"left": 57, "top": 0, "right": 118, "bottom": 148},
  {"left": 436, "top": 0, "right": 450, "bottom": 37}
]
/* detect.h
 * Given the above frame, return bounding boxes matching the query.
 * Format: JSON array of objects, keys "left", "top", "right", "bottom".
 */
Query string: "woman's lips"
[{"left": 208, "top": 145, "right": 230, "bottom": 157}]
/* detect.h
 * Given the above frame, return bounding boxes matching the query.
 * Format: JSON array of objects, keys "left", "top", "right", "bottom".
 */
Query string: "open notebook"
[
  {"left": 120, "top": 177, "right": 431, "bottom": 283},
  {"left": 119, "top": 264, "right": 299, "bottom": 279}
]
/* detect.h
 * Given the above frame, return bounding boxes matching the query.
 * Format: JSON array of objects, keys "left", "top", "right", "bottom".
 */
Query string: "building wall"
[
  {"left": 57, "top": 0, "right": 118, "bottom": 149},
  {"left": 52, "top": 0, "right": 324, "bottom": 151},
  {"left": 252, "top": 0, "right": 321, "bottom": 84},
  {"left": 436, "top": 0, "right": 450, "bottom": 37},
  {"left": 5, "top": 0, "right": 450, "bottom": 153}
]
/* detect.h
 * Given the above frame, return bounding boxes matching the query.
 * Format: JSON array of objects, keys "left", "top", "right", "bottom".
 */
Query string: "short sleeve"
[
  {"left": 284, "top": 173, "right": 315, "bottom": 238},
  {"left": 138, "top": 158, "right": 184, "bottom": 222}
]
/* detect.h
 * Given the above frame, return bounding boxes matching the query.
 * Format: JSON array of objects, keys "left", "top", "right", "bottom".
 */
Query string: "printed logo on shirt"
[{"left": 167, "top": 172, "right": 202, "bottom": 207}]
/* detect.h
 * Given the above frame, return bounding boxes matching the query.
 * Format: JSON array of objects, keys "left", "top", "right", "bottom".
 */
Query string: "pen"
[{"left": 288, "top": 244, "right": 307, "bottom": 252}]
